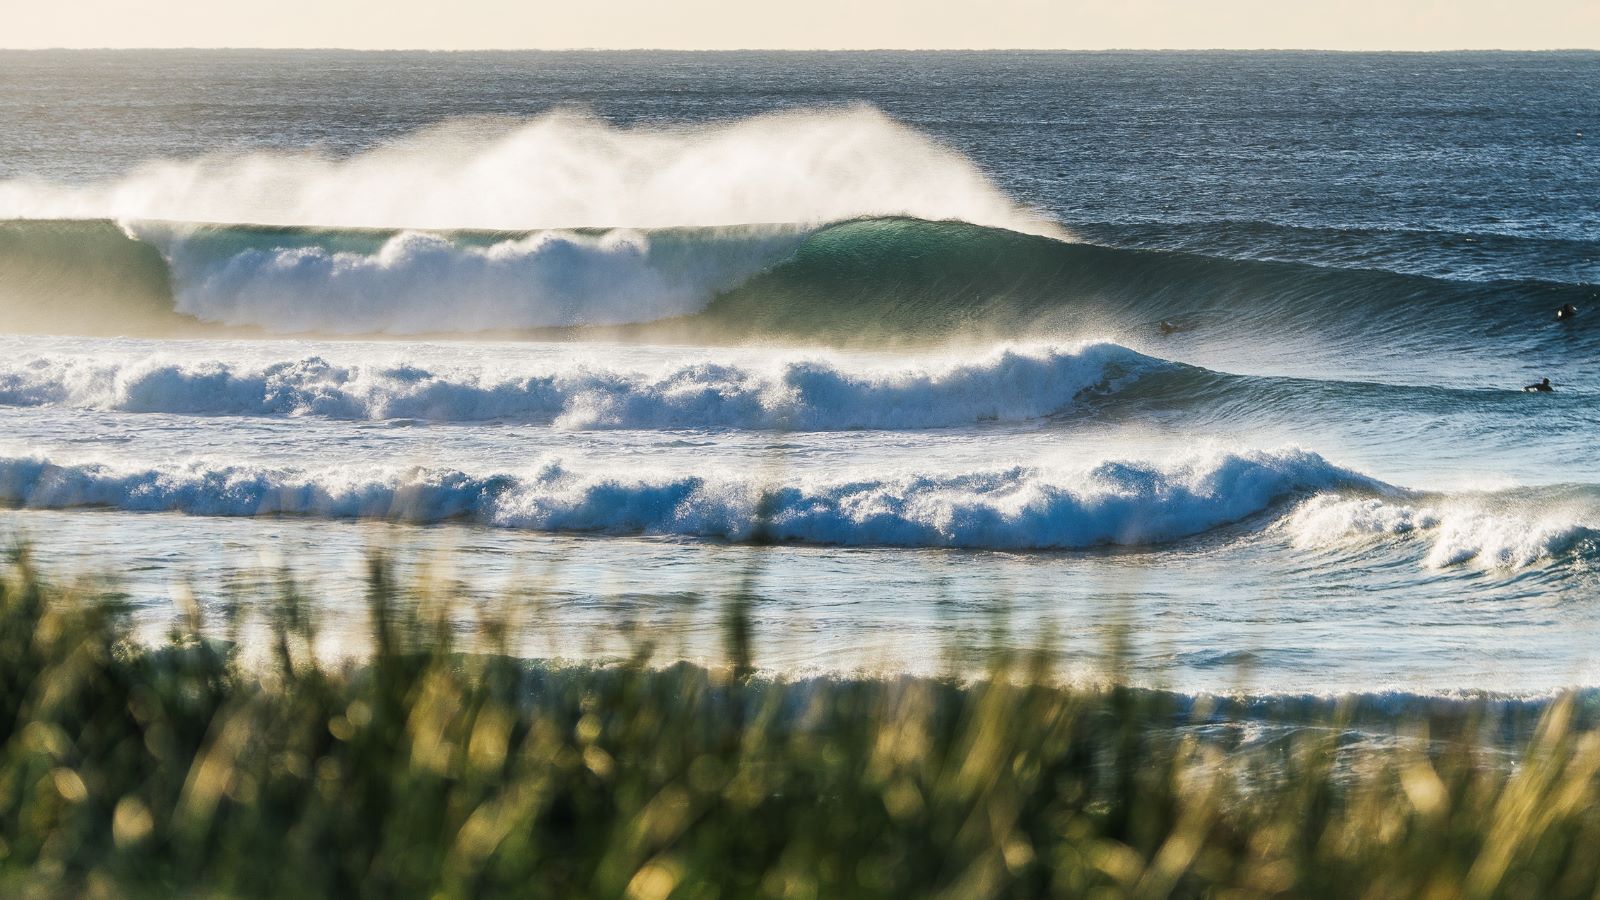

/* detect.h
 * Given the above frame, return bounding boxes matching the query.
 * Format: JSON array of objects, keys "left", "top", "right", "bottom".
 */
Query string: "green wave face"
[
  {"left": 695, "top": 218, "right": 1087, "bottom": 341},
  {"left": 694, "top": 217, "right": 1595, "bottom": 348},
  {"left": 0, "top": 216, "right": 1593, "bottom": 350},
  {"left": 0, "top": 220, "right": 180, "bottom": 335}
]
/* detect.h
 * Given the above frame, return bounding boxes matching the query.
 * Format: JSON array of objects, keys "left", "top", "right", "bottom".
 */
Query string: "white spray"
[{"left": 0, "top": 106, "right": 1057, "bottom": 235}]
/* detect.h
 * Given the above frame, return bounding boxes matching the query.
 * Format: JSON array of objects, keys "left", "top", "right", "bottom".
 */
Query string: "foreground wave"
[
  {"left": 5, "top": 450, "right": 1591, "bottom": 567},
  {"left": 0, "top": 449, "right": 1382, "bottom": 550}
]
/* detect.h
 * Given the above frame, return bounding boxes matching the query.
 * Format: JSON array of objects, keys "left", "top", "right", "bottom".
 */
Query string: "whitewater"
[{"left": 1, "top": 49, "right": 1597, "bottom": 699}]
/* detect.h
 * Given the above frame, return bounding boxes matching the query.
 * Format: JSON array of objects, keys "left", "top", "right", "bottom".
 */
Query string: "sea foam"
[
  {"left": 133, "top": 223, "right": 810, "bottom": 332},
  {"left": 1284, "top": 493, "right": 1599, "bottom": 570},
  {"left": 0, "top": 343, "right": 1155, "bottom": 430},
  {"left": 0, "top": 448, "right": 1368, "bottom": 550}
]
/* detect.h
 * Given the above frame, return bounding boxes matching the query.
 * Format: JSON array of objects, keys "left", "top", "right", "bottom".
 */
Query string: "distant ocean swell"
[
  {"left": 1, "top": 217, "right": 1594, "bottom": 351},
  {"left": 1069, "top": 219, "right": 1600, "bottom": 284}
]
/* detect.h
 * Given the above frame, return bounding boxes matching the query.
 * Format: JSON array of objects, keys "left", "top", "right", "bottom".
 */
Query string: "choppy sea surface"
[{"left": 1, "top": 50, "right": 1597, "bottom": 702}]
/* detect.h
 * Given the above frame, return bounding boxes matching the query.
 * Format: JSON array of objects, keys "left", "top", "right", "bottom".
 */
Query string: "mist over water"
[
  {"left": 0, "top": 106, "right": 1055, "bottom": 234},
  {"left": 1, "top": 50, "right": 1597, "bottom": 698}
]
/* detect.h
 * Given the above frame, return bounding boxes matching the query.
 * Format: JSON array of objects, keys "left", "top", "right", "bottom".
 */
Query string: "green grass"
[{"left": 2, "top": 548, "right": 1600, "bottom": 899}]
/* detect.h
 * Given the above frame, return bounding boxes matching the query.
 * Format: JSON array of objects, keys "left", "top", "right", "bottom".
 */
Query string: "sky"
[{"left": 4, "top": 0, "right": 1598, "bottom": 51}]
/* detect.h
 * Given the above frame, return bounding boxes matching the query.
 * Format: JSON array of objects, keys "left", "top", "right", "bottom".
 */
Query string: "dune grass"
[{"left": 2, "top": 547, "right": 1599, "bottom": 899}]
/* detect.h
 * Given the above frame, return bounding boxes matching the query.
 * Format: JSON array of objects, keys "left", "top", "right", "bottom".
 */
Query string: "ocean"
[{"left": 1, "top": 49, "right": 1597, "bottom": 700}]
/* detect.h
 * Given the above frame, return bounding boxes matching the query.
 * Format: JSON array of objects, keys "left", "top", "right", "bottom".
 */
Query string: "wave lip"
[
  {"left": 0, "top": 448, "right": 1374, "bottom": 550},
  {"left": 0, "top": 342, "right": 1156, "bottom": 430}
]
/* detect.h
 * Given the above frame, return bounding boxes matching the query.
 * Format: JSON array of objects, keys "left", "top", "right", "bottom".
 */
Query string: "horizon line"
[{"left": 5, "top": 46, "right": 1600, "bottom": 53}]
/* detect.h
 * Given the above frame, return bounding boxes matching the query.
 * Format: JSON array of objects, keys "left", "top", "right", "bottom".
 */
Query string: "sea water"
[{"left": 1, "top": 50, "right": 1597, "bottom": 702}]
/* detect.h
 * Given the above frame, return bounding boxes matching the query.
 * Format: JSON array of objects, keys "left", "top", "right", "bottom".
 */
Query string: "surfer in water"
[
  {"left": 1525, "top": 377, "right": 1554, "bottom": 393},
  {"left": 1158, "top": 320, "right": 1183, "bottom": 336},
  {"left": 1557, "top": 303, "right": 1578, "bottom": 322}
]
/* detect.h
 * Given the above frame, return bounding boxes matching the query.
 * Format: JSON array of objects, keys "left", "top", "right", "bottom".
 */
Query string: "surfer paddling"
[
  {"left": 1524, "top": 377, "right": 1554, "bottom": 393},
  {"left": 1557, "top": 303, "right": 1578, "bottom": 322}
]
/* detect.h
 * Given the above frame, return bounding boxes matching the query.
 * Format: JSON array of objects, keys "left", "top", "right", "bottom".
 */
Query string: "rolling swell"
[
  {"left": 0, "top": 217, "right": 1595, "bottom": 352},
  {"left": 1070, "top": 219, "right": 1600, "bottom": 285},
  {"left": 695, "top": 218, "right": 1599, "bottom": 352}
]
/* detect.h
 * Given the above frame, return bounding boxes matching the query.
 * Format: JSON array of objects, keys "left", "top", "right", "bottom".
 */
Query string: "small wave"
[
  {"left": 0, "top": 448, "right": 1374, "bottom": 550},
  {"left": 0, "top": 343, "right": 1154, "bottom": 430},
  {"left": 1162, "top": 688, "right": 1583, "bottom": 748},
  {"left": 1284, "top": 492, "right": 1600, "bottom": 570}
]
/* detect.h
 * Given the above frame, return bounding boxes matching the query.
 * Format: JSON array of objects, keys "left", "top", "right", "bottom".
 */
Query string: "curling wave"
[
  {"left": 0, "top": 449, "right": 1382, "bottom": 550},
  {"left": 2, "top": 217, "right": 1594, "bottom": 360},
  {"left": 692, "top": 219, "right": 1598, "bottom": 352}
]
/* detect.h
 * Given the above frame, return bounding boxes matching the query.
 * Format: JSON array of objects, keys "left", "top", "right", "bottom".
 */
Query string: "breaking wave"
[
  {"left": 135, "top": 221, "right": 811, "bottom": 332},
  {"left": 0, "top": 343, "right": 1153, "bottom": 429},
  {"left": 2, "top": 217, "right": 1594, "bottom": 361},
  {"left": 0, "top": 449, "right": 1381, "bottom": 550},
  {"left": 1284, "top": 490, "right": 1600, "bottom": 570}
]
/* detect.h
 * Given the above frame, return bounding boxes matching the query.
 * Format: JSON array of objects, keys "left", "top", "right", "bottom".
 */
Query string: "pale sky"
[{"left": 5, "top": 0, "right": 1598, "bottom": 51}]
